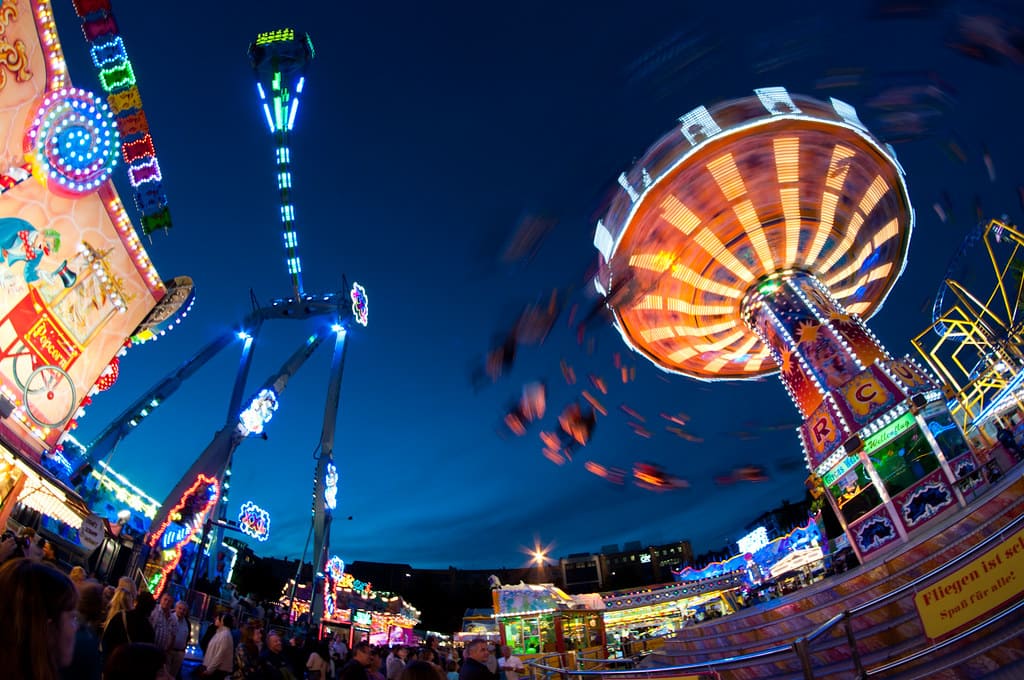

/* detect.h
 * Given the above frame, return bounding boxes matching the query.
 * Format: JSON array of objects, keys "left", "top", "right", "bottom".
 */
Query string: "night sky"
[{"left": 53, "top": 1, "right": 1024, "bottom": 570}]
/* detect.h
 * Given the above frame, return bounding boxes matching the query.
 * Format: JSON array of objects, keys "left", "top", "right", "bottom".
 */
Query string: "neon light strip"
[
  {"left": 146, "top": 474, "right": 219, "bottom": 595},
  {"left": 72, "top": 0, "right": 171, "bottom": 234}
]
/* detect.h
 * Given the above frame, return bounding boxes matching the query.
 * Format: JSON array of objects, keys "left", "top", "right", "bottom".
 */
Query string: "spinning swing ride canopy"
[{"left": 594, "top": 89, "right": 914, "bottom": 381}]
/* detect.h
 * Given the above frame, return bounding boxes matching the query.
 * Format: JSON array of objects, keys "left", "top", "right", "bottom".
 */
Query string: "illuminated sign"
[
  {"left": 160, "top": 522, "right": 189, "bottom": 550},
  {"left": 350, "top": 282, "right": 368, "bottom": 327},
  {"left": 0, "top": 3, "right": 165, "bottom": 457},
  {"left": 237, "top": 501, "right": 271, "bottom": 542},
  {"left": 238, "top": 388, "right": 279, "bottom": 436},
  {"left": 862, "top": 412, "right": 916, "bottom": 453},
  {"left": 822, "top": 454, "right": 860, "bottom": 487},
  {"left": 639, "top": 553, "right": 652, "bottom": 564},
  {"left": 737, "top": 526, "right": 770, "bottom": 555},
  {"left": 353, "top": 610, "right": 372, "bottom": 626},
  {"left": 339, "top": 572, "right": 372, "bottom": 597}
]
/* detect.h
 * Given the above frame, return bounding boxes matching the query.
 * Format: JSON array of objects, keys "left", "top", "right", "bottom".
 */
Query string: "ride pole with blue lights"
[{"left": 248, "top": 29, "right": 314, "bottom": 300}]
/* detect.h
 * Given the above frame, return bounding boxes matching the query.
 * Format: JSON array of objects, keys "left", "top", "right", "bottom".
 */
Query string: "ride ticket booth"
[{"left": 494, "top": 583, "right": 606, "bottom": 662}]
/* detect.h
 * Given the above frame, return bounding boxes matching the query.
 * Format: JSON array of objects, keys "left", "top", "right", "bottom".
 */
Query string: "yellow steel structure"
[{"left": 912, "top": 218, "right": 1024, "bottom": 426}]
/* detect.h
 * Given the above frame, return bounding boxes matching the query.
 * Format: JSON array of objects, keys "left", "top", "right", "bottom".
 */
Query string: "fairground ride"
[
  {"left": 594, "top": 87, "right": 979, "bottom": 563},
  {"left": 70, "top": 29, "right": 367, "bottom": 622},
  {"left": 913, "top": 217, "right": 1024, "bottom": 433}
]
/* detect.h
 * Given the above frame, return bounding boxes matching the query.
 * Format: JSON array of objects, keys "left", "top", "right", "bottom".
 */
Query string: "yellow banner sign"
[{"left": 914, "top": 526, "right": 1024, "bottom": 638}]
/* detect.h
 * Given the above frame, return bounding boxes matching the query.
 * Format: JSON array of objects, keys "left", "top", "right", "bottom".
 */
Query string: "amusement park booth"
[
  {"left": 455, "top": 608, "right": 501, "bottom": 647},
  {"left": 494, "top": 583, "right": 606, "bottom": 660},
  {"left": 319, "top": 571, "right": 420, "bottom": 646},
  {"left": 600, "top": 573, "right": 746, "bottom": 653},
  {"left": 0, "top": 0, "right": 173, "bottom": 577}
]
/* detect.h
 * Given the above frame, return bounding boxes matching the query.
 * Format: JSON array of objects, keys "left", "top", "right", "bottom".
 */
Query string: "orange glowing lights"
[{"left": 596, "top": 91, "right": 912, "bottom": 380}]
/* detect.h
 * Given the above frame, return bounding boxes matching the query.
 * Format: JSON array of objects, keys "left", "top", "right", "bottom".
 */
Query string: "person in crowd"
[
  {"left": 0, "top": 558, "right": 79, "bottom": 680},
  {"left": 445, "top": 660, "right": 459, "bottom": 680},
  {"left": 167, "top": 600, "right": 191, "bottom": 679},
  {"left": 101, "top": 590, "right": 156, "bottom": 658},
  {"left": 200, "top": 612, "right": 235, "bottom": 679},
  {"left": 399, "top": 661, "right": 445, "bottom": 680},
  {"left": 420, "top": 649, "right": 443, "bottom": 676},
  {"left": 339, "top": 641, "right": 372, "bottom": 680},
  {"left": 103, "top": 642, "right": 173, "bottom": 680},
  {"left": 459, "top": 640, "right": 495, "bottom": 680},
  {"left": 234, "top": 620, "right": 264, "bottom": 678},
  {"left": 150, "top": 592, "right": 178, "bottom": 656},
  {"left": 367, "top": 648, "right": 387, "bottom": 680},
  {"left": 496, "top": 646, "right": 524, "bottom": 680},
  {"left": 386, "top": 645, "right": 407, "bottom": 680},
  {"left": 61, "top": 580, "right": 105, "bottom": 680},
  {"left": 200, "top": 613, "right": 224, "bottom": 655},
  {"left": 483, "top": 644, "right": 498, "bottom": 677},
  {"left": 306, "top": 638, "right": 332, "bottom": 680},
  {"left": 284, "top": 636, "right": 307, "bottom": 676},
  {"left": 103, "top": 584, "right": 135, "bottom": 627},
  {"left": 68, "top": 566, "right": 87, "bottom": 588},
  {"left": 0, "top": 530, "right": 19, "bottom": 563},
  {"left": 101, "top": 585, "right": 115, "bottom": 609},
  {"left": 41, "top": 539, "right": 58, "bottom": 564},
  {"left": 260, "top": 630, "right": 298, "bottom": 680},
  {"left": 331, "top": 632, "right": 349, "bottom": 671},
  {"left": 116, "top": 576, "right": 138, "bottom": 601},
  {"left": 997, "top": 424, "right": 1024, "bottom": 461}
]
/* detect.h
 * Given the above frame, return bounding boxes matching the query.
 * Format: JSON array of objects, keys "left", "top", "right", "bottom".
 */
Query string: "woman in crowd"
[
  {"left": 61, "top": 581, "right": 105, "bottom": 680},
  {"left": 306, "top": 638, "right": 332, "bottom": 680},
  {"left": 102, "top": 585, "right": 135, "bottom": 633},
  {"left": 233, "top": 620, "right": 264, "bottom": 678},
  {"left": 101, "top": 590, "right": 156, "bottom": 658},
  {"left": 0, "top": 558, "right": 80, "bottom": 680}
]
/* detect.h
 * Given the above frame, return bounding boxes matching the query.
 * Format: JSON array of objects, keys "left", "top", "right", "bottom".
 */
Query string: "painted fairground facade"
[{"left": 0, "top": 0, "right": 167, "bottom": 546}]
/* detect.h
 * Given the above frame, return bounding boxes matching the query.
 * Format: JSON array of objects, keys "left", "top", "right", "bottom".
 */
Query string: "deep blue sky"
[{"left": 53, "top": 1, "right": 1024, "bottom": 569}]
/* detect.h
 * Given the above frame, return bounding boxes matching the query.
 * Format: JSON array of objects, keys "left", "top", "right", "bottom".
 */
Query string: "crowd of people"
[
  {"left": 0, "top": 551, "right": 194, "bottom": 680},
  {"left": 0, "top": 540, "right": 532, "bottom": 680}
]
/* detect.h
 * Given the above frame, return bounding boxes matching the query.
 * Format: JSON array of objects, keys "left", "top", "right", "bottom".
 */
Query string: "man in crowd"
[
  {"left": 340, "top": 640, "right": 373, "bottom": 680},
  {"left": 200, "top": 612, "right": 235, "bottom": 678},
  {"left": 386, "top": 645, "right": 407, "bottom": 680},
  {"left": 261, "top": 629, "right": 299, "bottom": 680},
  {"left": 167, "top": 600, "right": 191, "bottom": 678},
  {"left": 331, "top": 632, "right": 349, "bottom": 672},
  {"left": 150, "top": 592, "right": 178, "bottom": 657},
  {"left": 460, "top": 639, "right": 496, "bottom": 680},
  {"left": 497, "top": 645, "right": 525, "bottom": 680}
]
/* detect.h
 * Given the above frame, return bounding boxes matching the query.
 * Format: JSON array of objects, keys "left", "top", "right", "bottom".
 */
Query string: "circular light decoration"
[
  {"left": 237, "top": 501, "right": 271, "bottom": 542},
  {"left": 350, "top": 282, "right": 368, "bottom": 327},
  {"left": 25, "top": 88, "right": 120, "bottom": 196},
  {"left": 327, "top": 555, "right": 345, "bottom": 581}
]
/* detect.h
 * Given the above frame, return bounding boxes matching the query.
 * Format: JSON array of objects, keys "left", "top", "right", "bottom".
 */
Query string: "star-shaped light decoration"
[
  {"left": 782, "top": 348, "right": 801, "bottom": 375},
  {"left": 828, "top": 310, "right": 856, "bottom": 326},
  {"left": 797, "top": 320, "right": 820, "bottom": 344}
]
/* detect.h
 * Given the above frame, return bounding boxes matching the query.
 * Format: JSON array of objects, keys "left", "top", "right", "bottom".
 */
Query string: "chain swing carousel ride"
[{"left": 593, "top": 87, "right": 979, "bottom": 563}]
